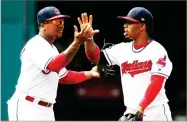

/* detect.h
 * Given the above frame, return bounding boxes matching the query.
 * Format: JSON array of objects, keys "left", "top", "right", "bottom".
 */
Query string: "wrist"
[
  {"left": 85, "top": 36, "right": 94, "bottom": 43},
  {"left": 136, "top": 105, "right": 144, "bottom": 113},
  {"left": 73, "top": 40, "right": 81, "bottom": 47},
  {"left": 87, "top": 36, "right": 93, "bottom": 41},
  {"left": 84, "top": 71, "right": 94, "bottom": 80}
]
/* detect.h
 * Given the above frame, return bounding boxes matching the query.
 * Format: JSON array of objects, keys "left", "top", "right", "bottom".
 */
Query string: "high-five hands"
[
  {"left": 78, "top": 13, "right": 100, "bottom": 39},
  {"left": 74, "top": 24, "right": 93, "bottom": 45}
]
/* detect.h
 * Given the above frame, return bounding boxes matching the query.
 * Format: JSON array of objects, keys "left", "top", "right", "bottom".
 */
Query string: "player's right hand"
[
  {"left": 90, "top": 66, "right": 100, "bottom": 78},
  {"left": 77, "top": 13, "right": 99, "bottom": 39},
  {"left": 74, "top": 24, "right": 93, "bottom": 45}
]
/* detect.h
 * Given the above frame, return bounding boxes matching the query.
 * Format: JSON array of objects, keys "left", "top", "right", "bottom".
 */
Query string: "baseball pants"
[{"left": 7, "top": 95, "right": 55, "bottom": 121}]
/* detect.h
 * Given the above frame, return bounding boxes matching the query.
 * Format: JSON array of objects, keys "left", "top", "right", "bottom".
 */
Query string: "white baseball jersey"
[
  {"left": 13, "top": 35, "right": 67, "bottom": 104},
  {"left": 103, "top": 40, "right": 172, "bottom": 109}
]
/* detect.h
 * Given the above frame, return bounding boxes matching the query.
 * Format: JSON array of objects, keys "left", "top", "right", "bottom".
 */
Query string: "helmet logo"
[
  {"left": 141, "top": 17, "right": 145, "bottom": 21},
  {"left": 55, "top": 9, "right": 60, "bottom": 14}
]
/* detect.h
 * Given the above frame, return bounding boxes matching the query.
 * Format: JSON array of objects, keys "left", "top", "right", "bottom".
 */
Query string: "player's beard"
[
  {"left": 56, "top": 32, "right": 62, "bottom": 38},
  {"left": 56, "top": 30, "right": 63, "bottom": 38},
  {"left": 56, "top": 26, "right": 64, "bottom": 37}
]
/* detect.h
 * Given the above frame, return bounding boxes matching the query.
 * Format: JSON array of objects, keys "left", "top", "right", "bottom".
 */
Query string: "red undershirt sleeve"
[
  {"left": 139, "top": 75, "right": 165, "bottom": 109},
  {"left": 85, "top": 45, "right": 100, "bottom": 63},
  {"left": 47, "top": 53, "right": 69, "bottom": 73},
  {"left": 59, "top": 70, "right": 87, "bottom": 84}
]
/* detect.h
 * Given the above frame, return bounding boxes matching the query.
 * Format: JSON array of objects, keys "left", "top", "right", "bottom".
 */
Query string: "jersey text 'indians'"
[{"left": 121, "top": 60, "right": 152, "bottom": 77}]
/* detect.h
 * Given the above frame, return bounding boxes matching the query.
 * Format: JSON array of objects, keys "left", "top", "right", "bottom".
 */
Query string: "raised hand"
[
  {"left": 77, "top": 13, "right": 99, "bottom": 38},
  {"left": 73, "top": 24, "right": 93, "bottom": 45}
]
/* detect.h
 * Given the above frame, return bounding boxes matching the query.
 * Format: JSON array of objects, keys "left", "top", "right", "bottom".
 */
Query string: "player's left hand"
[
  {"left": 118, "top": 111, "right": 143, "bottom": 122},
  {"left": 128, "top": 111, "right": 143, "bottom": 121},
  {"left": 127, "top": 105, "right": 144, "bottom": 121},
  {"left": 77, "top": 13, "right": 99, "bottom": 38}
]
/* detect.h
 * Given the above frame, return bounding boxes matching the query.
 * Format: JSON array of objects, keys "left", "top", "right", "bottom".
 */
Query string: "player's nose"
[
  {"left": 58, "top": 24, "right": 64, "bottom": 28},
  {"left": 124, "top": 23, "right": 128, "bottom": 28},
  {"left": 57, "top": 24, "right": 64, "bottom": 30}
]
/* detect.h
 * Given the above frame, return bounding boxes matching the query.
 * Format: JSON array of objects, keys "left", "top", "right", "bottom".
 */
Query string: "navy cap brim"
[
  {"left": 117, "top": 16, "right": 139, "bottom": 23},
  {"left": 47, "top": 15, "right": 70, "bottom": 21}
]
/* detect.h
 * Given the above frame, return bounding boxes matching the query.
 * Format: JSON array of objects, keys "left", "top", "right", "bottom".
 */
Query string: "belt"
[{"left": 25, "top": 95, "right": 52, "bottom": 107}]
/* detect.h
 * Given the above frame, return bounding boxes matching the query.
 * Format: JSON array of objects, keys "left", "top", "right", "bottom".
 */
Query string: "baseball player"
[
  {"left": 79, "top": 7, "right": 173, "bottom": 121},
  {"left": 7, "top": 6, "right": 100, "bottom": 121}
]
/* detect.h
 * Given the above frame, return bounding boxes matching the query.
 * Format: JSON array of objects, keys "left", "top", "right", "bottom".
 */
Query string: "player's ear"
[
  {"left": 40, "top": 23, "right": 45, "bottom": 28},
  {"left": 140, "top": 23, "right": 146, "bottom": 31},
  {"left": 40, "top": 23, "right": 47, "bottom": 31}
]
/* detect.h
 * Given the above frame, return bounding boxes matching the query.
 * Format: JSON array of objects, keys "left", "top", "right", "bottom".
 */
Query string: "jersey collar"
[
  {"left": 133, "top": 39, "right": 152, "bottom": 49},
  {"left": 132, "top": 39, "right": 152, "bottom": 53}
]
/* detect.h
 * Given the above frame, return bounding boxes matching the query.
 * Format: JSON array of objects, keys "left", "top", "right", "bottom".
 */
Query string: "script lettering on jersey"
[{"left": 121, "top": 60, "right": 152, "bottom": 77}]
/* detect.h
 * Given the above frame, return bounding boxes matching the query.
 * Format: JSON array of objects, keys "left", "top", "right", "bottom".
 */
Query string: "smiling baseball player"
[
  {"left": 80, "top": 7, "right": 173, "bottom": 121},
  {"left": 7, "top": 6, "right": 100, "bottom": 121}
]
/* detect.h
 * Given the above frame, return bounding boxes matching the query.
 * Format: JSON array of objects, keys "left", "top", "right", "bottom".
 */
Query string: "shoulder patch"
[{"left": 156, "top": 55, "right": 166, "bottom": 68}]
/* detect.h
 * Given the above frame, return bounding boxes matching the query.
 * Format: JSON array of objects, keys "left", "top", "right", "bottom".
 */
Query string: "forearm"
[
  {"left": 63, "top": 40, "right": 81, "bottom": 62},
  {"left": 47, "top": 53, "right": 69, "bottom": 73},
  {"left": 84, "top": 38, "right": 100, "bottom": 64},
  {"left": 138, "top": 75, "right": 165, "bottom": 110},
  {"left": 47, "top": 40, "right": 81, "bottom": 73},
  {"left": 59, "top": 70, "right": 94, "bottom": 84},
  {"left": 84, "top": 71, "right": 96, "bottom": 80},
  {"left": 84, "top": 37, "right": 97, "bottom": 53}
]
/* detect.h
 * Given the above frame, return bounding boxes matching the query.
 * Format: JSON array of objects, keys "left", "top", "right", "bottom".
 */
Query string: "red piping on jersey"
[
  {"left": 139, "top": 75, "right": 165, "bottom": 109},
  {"left": 59, "top": 70, "right": 87, "bottom": 84},
  {"left": 47, "top": 53, "right": 69, "bottom": 73},
  {"left": 85, "top": 45, "right": 100, "bottom": 63},
  {"left": 127, "top": 68, "right": 151, "bottom": 77},
  {"left": 134, "top": 39, "right": 152, "bottom": 49}
]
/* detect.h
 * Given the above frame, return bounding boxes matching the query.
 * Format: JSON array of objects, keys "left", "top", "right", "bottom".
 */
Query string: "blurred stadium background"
[{"left": 1, "top": 0, "right": 186, "bottom": 121}]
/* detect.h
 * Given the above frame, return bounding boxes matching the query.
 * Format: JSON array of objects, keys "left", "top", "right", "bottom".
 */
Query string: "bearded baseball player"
[
  {"left": 79, "top": 7, "right": 173, "bottom": 121},
  {"left": 7, "top": 6, "right": 100, "bottom": 121}
]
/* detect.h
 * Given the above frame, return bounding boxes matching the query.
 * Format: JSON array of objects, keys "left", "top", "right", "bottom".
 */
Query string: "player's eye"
[
  {"left": 126, "top": 21, "right": 139, "bottom": 25},
  {"left": 52, "top": 19, "right": 64, "bottom": 26}
]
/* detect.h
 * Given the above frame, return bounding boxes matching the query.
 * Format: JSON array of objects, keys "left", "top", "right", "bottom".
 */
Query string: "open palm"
[{"left": 78, "top": 13, "right": 99, "bottom": 38}]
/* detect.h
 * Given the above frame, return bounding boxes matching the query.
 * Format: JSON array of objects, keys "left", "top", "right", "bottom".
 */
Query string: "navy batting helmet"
[
  {"left": 118, "top": 7, "right": 154, "bottom": 35},
  {"left": 37, "top": 6, "right": 70, "bottom": 25}
]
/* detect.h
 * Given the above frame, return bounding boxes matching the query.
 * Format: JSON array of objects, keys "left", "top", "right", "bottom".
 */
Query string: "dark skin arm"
[
  {"left": 78, "top": 13, "right": 100, "bottom": 64},
  {"left": 63, "top": 24, "right": 93, "bottom": 63}
]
